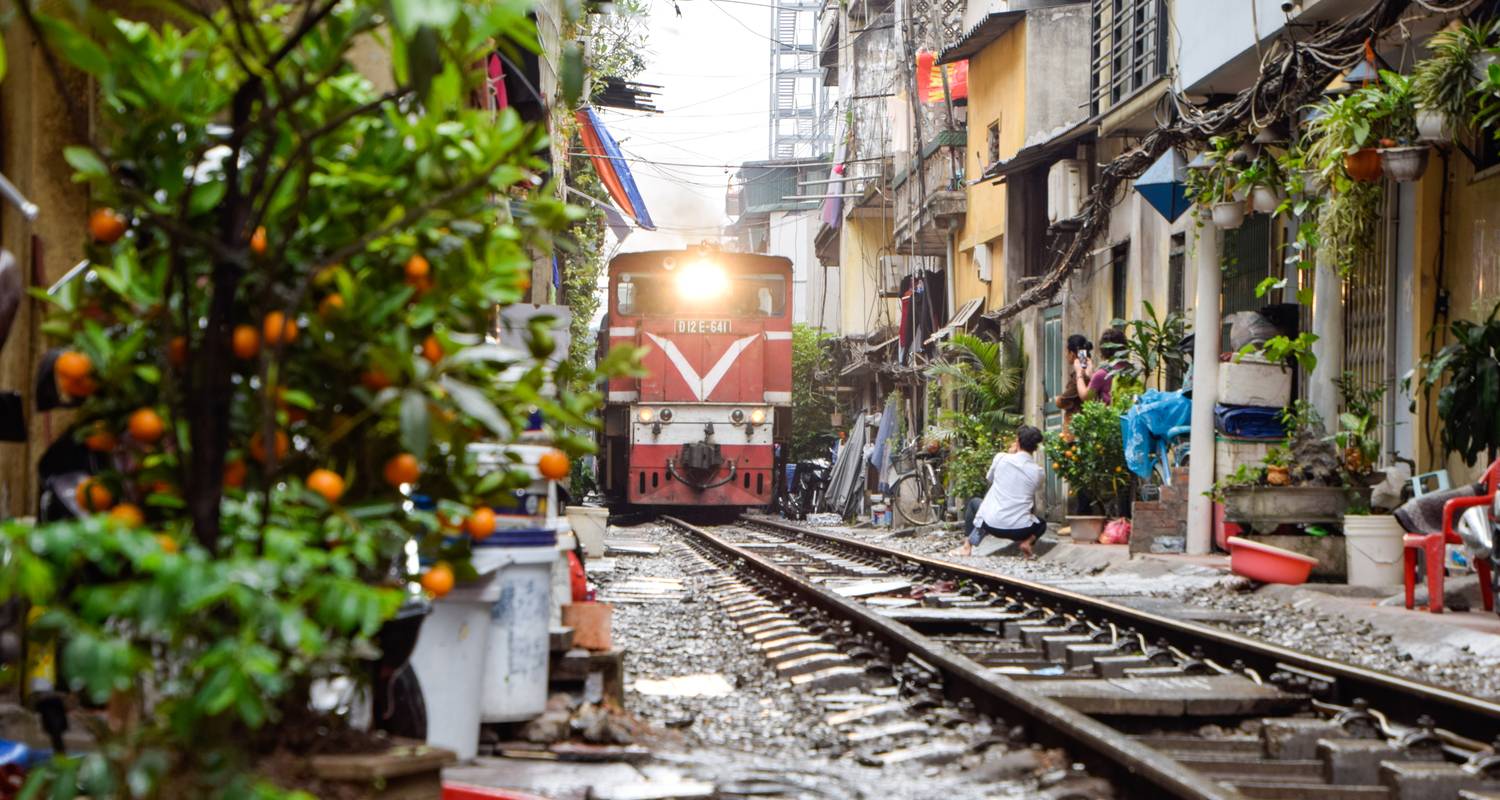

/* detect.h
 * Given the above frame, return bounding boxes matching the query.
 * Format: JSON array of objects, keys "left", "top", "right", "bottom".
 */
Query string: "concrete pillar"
[
  {"left": 1309, "top": 247, "right": 1344, "bottom": 432},
  {"left": 1186, "top": 223, "right": 1222, "bottom": 556}
]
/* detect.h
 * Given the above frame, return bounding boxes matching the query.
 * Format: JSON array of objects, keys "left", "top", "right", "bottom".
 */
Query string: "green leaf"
[
  {"left": 63, "top": 146, "right": 107, "bottom": 179},
  {"left": 440, "top": 377, "right": 510, "bottom": 438},
  {"left": 35, "top": 15, "right": 109, "bottom": 76},
  {"left": 400, "top": 389, "right": 430, "bottom": 456},
  {"left": 188, "top": 180, "right": 226, "bottom": 216},
  {"left": 134, "top": 364, "right": 161, "bottom": 385},
  {"left": 388, "top": 0, "right": 459, "bottom": 37}
]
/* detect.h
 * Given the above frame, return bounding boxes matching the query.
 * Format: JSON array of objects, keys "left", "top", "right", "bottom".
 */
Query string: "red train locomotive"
[{"left": 597, "top": 247, "right": 793, "bottom": 509}]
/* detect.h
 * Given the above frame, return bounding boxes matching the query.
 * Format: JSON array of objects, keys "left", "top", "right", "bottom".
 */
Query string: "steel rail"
[
  {"left": 747, "top": 515, "right": 1500, "bottom": 740},
  {"left": 665, "top": 516, "right": 1247, "bottom": 800}
]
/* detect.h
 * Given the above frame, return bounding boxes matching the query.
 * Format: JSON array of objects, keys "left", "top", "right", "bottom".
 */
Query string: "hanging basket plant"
[
  {"left": 1413, "top": 21, "right": 1500, "bottom": 143},
  {"left": 1185, "top": 135, "right": 1249, "bottom": 229}
]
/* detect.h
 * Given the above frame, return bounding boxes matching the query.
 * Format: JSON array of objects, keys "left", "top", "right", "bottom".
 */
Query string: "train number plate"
[{"left": 675, "top": 319, "right": 732, "bottom": 334}]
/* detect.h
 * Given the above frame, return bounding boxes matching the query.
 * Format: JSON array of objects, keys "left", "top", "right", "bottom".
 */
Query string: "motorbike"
[{"left": 779, "top": 437, "right": 836, "bottom": 521}]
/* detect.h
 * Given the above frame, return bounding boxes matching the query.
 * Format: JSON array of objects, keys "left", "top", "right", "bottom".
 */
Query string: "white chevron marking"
[{"left": 645, "top": 332, "right": 760, "bottom": 401}]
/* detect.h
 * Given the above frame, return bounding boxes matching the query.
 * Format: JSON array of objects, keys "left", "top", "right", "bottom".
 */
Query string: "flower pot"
[
  {"left": 1221, "top": 485, "right": 1353, "bottom": 534},
  {"left": 1265, "top": 465, "right": 1291, "bottom": 486},
  {"left": 1343, "top": 148, "right": 1383, "bottom": 183},
  {"left": 1379, "top": 146, "right": 1430, "bottom": 182},
  {"left": 1066, "top": 515, "right": 1106, "bottom": 542},
  {"left": 1211, "top": 201, "right": 1245, "bottom": 230},
  {"left": 1250, "top": 185, "right": 1281, "bottom": 215},
  {"left": 1416, "top": 109, "right": 1452, "bottom": 143}
]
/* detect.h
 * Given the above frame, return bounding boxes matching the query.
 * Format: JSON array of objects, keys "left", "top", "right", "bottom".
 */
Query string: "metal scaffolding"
[{"left": 768, "top": 0, "right": 833, "bottom": 159}]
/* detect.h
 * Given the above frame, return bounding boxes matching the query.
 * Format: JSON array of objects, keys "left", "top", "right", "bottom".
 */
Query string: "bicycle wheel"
[{"left": 890, "top": 473, "right": 939, "bottom": 526}]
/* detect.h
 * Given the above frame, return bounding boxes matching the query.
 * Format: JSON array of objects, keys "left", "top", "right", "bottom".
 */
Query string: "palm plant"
[
  {"left": 1113, "top": 302, "right": 1190, "bottom": 391},
  {"left": 928, "top": 332, "right": 1024, "bottom": 431}
]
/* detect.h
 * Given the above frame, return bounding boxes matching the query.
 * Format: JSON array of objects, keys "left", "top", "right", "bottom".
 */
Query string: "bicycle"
[{"left": 889, "top": 444, "right": 947, "bottom": 527}]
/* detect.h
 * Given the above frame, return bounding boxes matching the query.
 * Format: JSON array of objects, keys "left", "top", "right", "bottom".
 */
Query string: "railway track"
[{"left": 662, "top": 514, "right": 1500, "bottom": 800}]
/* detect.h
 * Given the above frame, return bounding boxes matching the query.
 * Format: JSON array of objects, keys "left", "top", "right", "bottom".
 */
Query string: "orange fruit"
[
  {"left": 84, "top": 423, "right": 117, "bottom": 452},
  {"left": 361, "top": 369, "right": 394, "bottom": 391},
  {"left": 307, "top": 468, "right": 345, "bottom": 504},
  {"left": 249, "top": 430, "right": 290, "bottom": 463},
  {"left": 61, "top": 374, "right": 98, "bottom": 398},
  {"left": 108, "top": 503, "right": 144, "bottom": 528},
  {"left": 465, "top": 507, "right": 496, "bottom": 539},
  {"left": 155, "top": 534, "right": 179, "bottom": 554},
  {"left": 263, "top": 311, "right": 297, "bottom": 347},
  {"left": 55, "top": 351, "right": 92, "bottom": 380},
  {"left": 319, "top": 294, "right": 344, "bottom": 317},
  {"left": 538, "top": 449, "right": 570, "bottom": 481},
  {"left": 250, "top": 226, "right": 267, "bottom": 256},
  {"left": 223, "top": 457, "right": 247, "bottom": 488},
  {"left": 88, "top": 208, "right": 127, "bottom": 244},
  {"left": 404, "top": 254, "right": 430, "bottom": 283},
  {"left": 148, "top": 480, "right": 175, "bottom": 496},
  {"left": 76, "top": 479, "right": 113, "bottom": 512},
  {"left": 420, "top": 562, "right": 454, "bottom": 597},
  {"left": 232, "top": 325, "right": 260, "bottom": 359},
  {"left": 383, "top": 453, "right": 420, "bottom": 487},
  {"left": 516, "top": 270, "right": 531, "bottom": 293},
  {"left": 421, "top": 335, "right": 443, "bottom": 365},
  {"left": 128, "top": 408, "right": 166, "bottom": 444},
  {"left": 168, "top": 336, "right": 189, "bottom": 368}
]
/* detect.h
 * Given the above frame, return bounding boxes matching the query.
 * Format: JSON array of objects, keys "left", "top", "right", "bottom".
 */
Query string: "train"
[{"left": 597, "top": 247, "right": 793, "bottom": 509}]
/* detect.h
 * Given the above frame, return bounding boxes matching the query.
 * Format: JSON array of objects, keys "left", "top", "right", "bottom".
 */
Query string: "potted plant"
[
  {"left": 1305, "top": 90, "right": 1384, "bottom": 183},
  {"left": 1413, "top": 299, "right": 1500, "bottom": 468},
  {"left": 1236, "top": 152, "right": 1284, "bottom": 214},
  {"left": 1046, "top": 401, "right": 1131, "bottom": 540},
  {"left": 1412, "top": 20, "right": 1500, "bottom": 142},
  {"left": 0, "top": 3, "right": 635, "bottom": 797},
  {"left": 1263, "top": 445, "right": 1292, "bottom": 486},
  {"left": 1366, "top": 71, "right": 1430, "bottom": 182},
  {"left": 1330, "top": 374, "right": 1406, "bottom": 586},
  {"left": 1187, "top": 136, "right": 1246, "bottom": 229}
]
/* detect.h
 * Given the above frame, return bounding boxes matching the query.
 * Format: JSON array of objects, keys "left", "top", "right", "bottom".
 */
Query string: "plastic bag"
[
  {"left": 1227, "top": 311, "right": 1280, "bottom": 352},
  {"left": 1099, "top": 518, "right": 1131, "bottom": 545}
]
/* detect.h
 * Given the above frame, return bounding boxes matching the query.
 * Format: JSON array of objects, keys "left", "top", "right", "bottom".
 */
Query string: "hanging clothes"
[
  {"left": 898, "top": 279, "right": 914, "bottom": 360},
  {"left": 824, "top": 413, "right": 871, "bottom": 518}
]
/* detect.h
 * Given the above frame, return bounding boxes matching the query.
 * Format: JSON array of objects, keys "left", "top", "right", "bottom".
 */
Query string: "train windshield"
[{"left": 616, "top": 272, "right": 786, "bottom": 317}]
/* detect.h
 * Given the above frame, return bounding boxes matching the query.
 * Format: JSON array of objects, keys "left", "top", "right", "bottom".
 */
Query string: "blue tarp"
[
  {"left": 1214, "top": 404, "right": 1287, "bottom": 439},
  {"left": 1122, "top": 389, "right": 1192, "bottom": 478}
]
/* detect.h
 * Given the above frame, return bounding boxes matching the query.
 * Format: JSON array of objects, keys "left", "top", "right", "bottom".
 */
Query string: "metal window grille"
[
  {"left": 1220, "top": 213, "right": 1274, "bottom": 345},
  {"left": 1090, "top": 0, "right": 1166, "bottom": 116},
  {"left": 1343, "top": 187, "right": 1397, "bottom": 459},
  {"left": 1167, "top": 234, "right": 1185, "bottom": 389},
  {"left": 1042, "top": 306, "right": 1065, "bottom": 518}
]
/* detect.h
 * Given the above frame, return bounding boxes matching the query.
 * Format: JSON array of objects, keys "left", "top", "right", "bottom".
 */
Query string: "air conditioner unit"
[
  {"left": 1047, "top": 159, "right": 1086, "bottom": 225},
  {"left": 974, "top": 242, "right": 992, "bottom": 283}
]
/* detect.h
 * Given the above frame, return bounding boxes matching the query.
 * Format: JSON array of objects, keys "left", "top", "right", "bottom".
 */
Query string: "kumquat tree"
[{"left": 0, "top": 1, "right": 637, "bottom": 795}]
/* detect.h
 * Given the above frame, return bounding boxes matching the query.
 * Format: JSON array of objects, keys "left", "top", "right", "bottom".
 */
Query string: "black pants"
[{"left": 964, "top": 497, "right": 1044, "bottom": 546}]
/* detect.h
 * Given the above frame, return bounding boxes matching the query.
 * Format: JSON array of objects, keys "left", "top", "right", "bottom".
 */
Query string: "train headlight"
[
  {"left": 730, "top": 409, "right": 745, "bottom": 423},
  {"left": 659, "top": 408, "right": 673, "bottom": 422},
  {"left": 676, "top": 259, "right": 729, "bottom": 299},
  {"left": 750, "top": 408, "right": 767, "bottom": 425},
  {"left": 638, "top": 408, "right": 654, "bottom": 423}
]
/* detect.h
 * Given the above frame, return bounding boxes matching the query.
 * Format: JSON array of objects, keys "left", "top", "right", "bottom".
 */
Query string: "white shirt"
[{"left": 975, "top": 451, "right": 1043, "bottom": 530}]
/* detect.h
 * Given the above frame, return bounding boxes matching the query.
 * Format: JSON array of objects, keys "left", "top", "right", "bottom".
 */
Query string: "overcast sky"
[{"left": 596, "top": 0, "right": 772, "bottom": 253}]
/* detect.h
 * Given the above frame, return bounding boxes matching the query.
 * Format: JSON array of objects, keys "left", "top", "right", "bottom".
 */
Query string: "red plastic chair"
[{"left": 1403, "top": 462, "right": 1498, "bottom": 613}]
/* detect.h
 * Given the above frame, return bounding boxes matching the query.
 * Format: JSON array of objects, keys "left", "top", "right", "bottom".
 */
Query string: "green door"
[{"left": 1041, "top": 306, "right": 1065, "bottom": 519}]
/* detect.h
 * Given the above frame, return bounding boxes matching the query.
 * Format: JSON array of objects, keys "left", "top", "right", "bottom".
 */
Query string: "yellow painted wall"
[
  {"left": 954, "top": 20, "right": 1026, "bottom": 314},
  {"left": 839, "top": 214, "right": 898, "bottom": 336},
  {"left": 1419, "top": 153, "right": 1500, "bottom": 482}
]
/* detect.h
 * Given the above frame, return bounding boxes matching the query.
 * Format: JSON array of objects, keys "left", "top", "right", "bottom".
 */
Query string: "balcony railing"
[{"left": 893, "top": 137, "right": 966, "bottom": 256}]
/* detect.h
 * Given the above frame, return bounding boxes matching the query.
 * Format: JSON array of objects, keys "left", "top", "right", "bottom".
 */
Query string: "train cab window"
[{"left": 616, "top": 273, "right": 786, "bottom": 317}]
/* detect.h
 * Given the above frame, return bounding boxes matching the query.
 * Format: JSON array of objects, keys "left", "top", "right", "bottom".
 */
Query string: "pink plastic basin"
[{"left": 1226, "top": 536, "right": 1319, "bottom": 585}]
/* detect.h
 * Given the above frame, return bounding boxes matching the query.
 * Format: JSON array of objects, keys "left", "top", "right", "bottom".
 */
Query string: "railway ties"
[{"left": 665, "top": 515, "right": 1500, "bottom": 800}]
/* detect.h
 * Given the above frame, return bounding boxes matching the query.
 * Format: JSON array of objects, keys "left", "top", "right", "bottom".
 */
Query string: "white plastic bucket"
[
  {"left": 408, "top": 592, "right": 492, "bottom": 760},
  {"left": 472, "top": 540, "right": 559, "bottom": 723},
  {"left": 567, "top": 505, "right": 608, "bottom": 558},
  {"left": 1344, "top": 515, "right": 1405, "bottom": 586}
]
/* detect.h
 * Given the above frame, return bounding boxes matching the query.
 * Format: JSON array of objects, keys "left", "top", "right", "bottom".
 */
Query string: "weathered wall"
[
  {"left": 839, "top": 215, "right": 898, "bottom": 336},
  {"left": 1020, "top": 4, "right": 1090, "bottom": 145},
  {"left": 953, "top": 19, "right": 1024, "bottom": 313},
  {"left": 770, "top": 209, "right": 841, "bottom": 330}
]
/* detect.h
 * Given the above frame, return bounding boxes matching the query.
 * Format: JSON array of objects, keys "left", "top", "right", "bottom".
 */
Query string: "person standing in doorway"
[
  {"left": 1056, "top": 335, "right": 1090, "bottom": 434},
  {"left": 960, "top": 426, "right": 1046, "bottom": 558}
]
